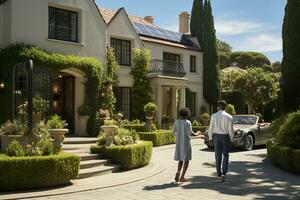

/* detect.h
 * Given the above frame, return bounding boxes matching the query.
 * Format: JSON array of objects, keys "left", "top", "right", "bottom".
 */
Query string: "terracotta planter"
[
  {"left": 32, "top": 112, "right": 42, "bottom": 124},
  {"left": 49, "top": 129, "right": 68, "bottom": 148},
  {"left": 101, "top": 125, "right": 118, "bottom": 147},
  {"left": 1, "top": 135, "right": 28, "bottom": 152}
]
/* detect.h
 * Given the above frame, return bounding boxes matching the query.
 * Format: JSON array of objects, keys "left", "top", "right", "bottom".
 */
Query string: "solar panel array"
[{"left": 133, "top": 22, "right": 199, "bottom": 49}]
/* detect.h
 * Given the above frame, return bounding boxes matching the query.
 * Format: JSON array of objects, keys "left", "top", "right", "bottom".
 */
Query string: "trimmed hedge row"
[
  {"left": 192, "top": 126, "right": 209, "bottom": 133},
  {"left": 138, "top": 130, "right": 176, "bottom": 147},
  {"left": 90, "top": 141, "right": 152, "bottom": 170},
  {"left": 0, "top": 153, "right": 80, "bottom": 191},
  {"left": 267, "top": 141, "right": 300, "bottom": 175},
  {"left": 123, "top": 124, "right": 156, "bottom": 132}
]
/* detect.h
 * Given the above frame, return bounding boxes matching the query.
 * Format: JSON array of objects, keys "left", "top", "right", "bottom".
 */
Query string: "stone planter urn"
[
  {"left": 1, "top": 135, "right": 28, "bottom": 151},
  {"left": 48, "top": 129, "right": 68, "bottom": 148},
  {"left": 145, "top": 111, "right": 155, "bottom": 120},
  {"left": 78, "top": 116, "right": 89, "bottom": 136},
  {"left": 101, "top": 125, "right": 118, "bottom": 147}
]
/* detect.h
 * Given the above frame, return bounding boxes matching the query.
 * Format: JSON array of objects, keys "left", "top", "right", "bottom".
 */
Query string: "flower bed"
[
  {"left": 0, "top": 153, "right": 80, "bottom": 191},
  {"left": 267, "top": 141, "right": 300, "bottom": 175},
  {"left": 90, "top": 141, "right": 152, "bottom": 170},
  {"left": 138, "top": 130, "right": 175, "bottom": 147}
]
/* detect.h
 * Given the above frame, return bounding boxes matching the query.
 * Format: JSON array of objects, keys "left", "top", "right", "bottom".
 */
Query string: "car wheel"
[{"left": 242, "top": 134, "right": 254, "bottom": 151}]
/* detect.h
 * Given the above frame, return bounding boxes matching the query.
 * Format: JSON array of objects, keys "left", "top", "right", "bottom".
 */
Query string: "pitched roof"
[
  {"left": 99, "top": 7, "right": 201, "bottom": 51},
  {"left": 221, "top": 66, "right": 246, "bottom": 73}
]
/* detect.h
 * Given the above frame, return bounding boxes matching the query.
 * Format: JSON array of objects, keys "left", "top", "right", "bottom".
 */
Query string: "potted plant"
[
  {"left": 33, "top": 95, "right": 48, "bottom": 123},
  {"left": 200, "top": 113, "right": 210, "bottom": 126},
  {"left": 101, "top": 119, "right": 118, "bottom": 147},
  {"left": 47, "top": 115, "right": 68, "bottom": 148},
  {"left": 144, "top": 102, "right": 157, "bottom": 120},
  {"left": 77, "top": 104, "right": 90, "bottom": 136},
  {"left": 0, "top": 120, "right": 28, "bottom": 151}
]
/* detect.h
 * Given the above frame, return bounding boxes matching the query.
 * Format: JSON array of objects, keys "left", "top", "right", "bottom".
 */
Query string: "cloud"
[
  {"left": 234, "top": 34, "right": 282, "bottom": 52},
  {"left": 215, "top": 20, "right": 265, "bottom": 35}
]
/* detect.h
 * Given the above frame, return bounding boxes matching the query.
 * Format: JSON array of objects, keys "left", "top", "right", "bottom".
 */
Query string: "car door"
[{"left": 256, "top": 124, "right": 269, "bottom": 145}]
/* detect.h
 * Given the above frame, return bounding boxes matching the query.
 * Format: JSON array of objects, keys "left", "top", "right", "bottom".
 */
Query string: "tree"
[
  {"left": 281, "top": 0, "right": 300, "bottom": 111},
  {"left": 203, "top": 0, "right": 220, "bottom": 110},
  {"left": 131, "top": 48, "right": 152, "bottom": 120},
  {"left": 230, "top": 52, "right": 271, "bottom": 69},
  {"left": 217, "top": 39, "right": 232, "bottom": 69},
  {"left": 99, "top": 48, "right": 119, "bottom": 116},
  {"left": 220, "top": 71, "right": 242, "bottom": 93},
  {"left": 235, "top": 68, "right": 279, "bottom": 114},
  {"left": 272, "top": 61, "right": 281, "bottom": 73},
  {"left": 190, "top": 0, "right": 204, "bottom": 47},
  {"left": 217, "top": 39, "right": 232, "bottom": 54}
]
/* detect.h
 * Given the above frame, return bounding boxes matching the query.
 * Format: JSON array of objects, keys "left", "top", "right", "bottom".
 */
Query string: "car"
[{"left": 203, "top": 115, "right": 270, "bottom": 151}]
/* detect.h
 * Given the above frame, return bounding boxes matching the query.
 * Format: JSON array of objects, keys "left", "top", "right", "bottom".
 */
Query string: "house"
[
  {"left": 100, "top": 7, "right": 207, "bottom": 126},
  {"left": 0, "top": 0, "right": 207, "bottom": 135},
  {"left": 0, "top": 0, "right": 107, "bottom": 135}
]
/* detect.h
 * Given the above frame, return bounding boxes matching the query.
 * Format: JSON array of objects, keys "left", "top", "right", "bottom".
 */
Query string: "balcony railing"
[{"left": 149, "top": 59, "right": 186, "bottom": 78}]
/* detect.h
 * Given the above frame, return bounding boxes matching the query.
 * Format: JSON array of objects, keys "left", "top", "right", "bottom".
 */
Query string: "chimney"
[
  {"left": 144, "top": 16, "right": 154, "bottom": 24},
  {"left": 179, "top": 11, "right": 190, "bottom": 34}
]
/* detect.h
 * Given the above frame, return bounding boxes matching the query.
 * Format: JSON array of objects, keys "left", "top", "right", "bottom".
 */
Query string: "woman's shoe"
[{"left": 175, "top": 172, "right": 180, "bottom": 182}]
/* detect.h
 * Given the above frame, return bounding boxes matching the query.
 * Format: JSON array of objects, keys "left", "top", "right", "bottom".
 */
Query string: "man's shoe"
[{"left": 221, "top": 175, "right": 226, "bottom": 182}]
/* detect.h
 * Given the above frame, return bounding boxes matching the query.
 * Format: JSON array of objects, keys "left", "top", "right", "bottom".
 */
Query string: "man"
[{"left": 208, "top": 100, "right": 233, "bottom": 182}]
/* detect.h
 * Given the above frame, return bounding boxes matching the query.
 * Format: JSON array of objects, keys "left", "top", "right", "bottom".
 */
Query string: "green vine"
[
  {"left": 130, "top": 48, "right": 152, "bottom": 120},
  {"left": 0, "top": 44, "right": 103, "bottom": 135}
]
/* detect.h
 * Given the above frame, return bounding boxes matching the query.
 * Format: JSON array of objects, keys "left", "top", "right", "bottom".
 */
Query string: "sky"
[{"left": 96, "top": 0, "right": 286, "bottom": 62}]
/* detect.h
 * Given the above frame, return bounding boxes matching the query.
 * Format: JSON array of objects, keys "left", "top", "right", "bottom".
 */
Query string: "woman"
[{"left": 173, "top": 107, "right": 200, "bottom": 182}]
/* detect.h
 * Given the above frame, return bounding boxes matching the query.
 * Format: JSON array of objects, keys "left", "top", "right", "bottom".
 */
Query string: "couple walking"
[{"left": 173, "top": 100, "right": 233, "bottom": 182}]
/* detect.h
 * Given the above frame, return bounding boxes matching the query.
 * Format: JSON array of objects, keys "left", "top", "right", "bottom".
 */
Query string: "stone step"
[
  {"left": 64, "top": 149, "right": 91, "bottom": 154},
  {"left": 79, "top": 153, "right": 99, "bottom": 161},
  {"left": 78, "top": 165, "right": 120, "bottom": 179},
  {"left": 80, "top": 159, "right": 110, "bottom": 169},
  {"left": 62, "top": 143, "right": 93, "bottom": 151},
  {"left": 64, "top": 137, "right": 97, "bottom": 145}
]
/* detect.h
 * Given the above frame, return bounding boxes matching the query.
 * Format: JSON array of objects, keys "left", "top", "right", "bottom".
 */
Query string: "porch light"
[
  {"left": 58, "top": 73, "right": 63, "bottom": 78},
  {"left": 0, "top": 80, "right": 5, "bottom": 90}
]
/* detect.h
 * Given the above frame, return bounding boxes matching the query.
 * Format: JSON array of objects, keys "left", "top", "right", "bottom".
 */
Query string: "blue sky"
[{"left": 96, "top": 0, "right": 286, "bottom": 62}]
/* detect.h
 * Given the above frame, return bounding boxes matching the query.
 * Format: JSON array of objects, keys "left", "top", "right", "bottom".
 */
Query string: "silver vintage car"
[{"left": 203, "top": 115, "right": 270, "bottom": 151}]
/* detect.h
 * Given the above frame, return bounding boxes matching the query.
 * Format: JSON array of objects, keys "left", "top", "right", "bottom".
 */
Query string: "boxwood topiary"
[
  {"left": 138, "top": 130, "right": 175, "bottom": 146},
  {"left": 0, "top": 153, "right": 80, "bottom": 191},
  {"left": 276, "top": 111, "right": 300, "bottom": 149},
  {"left": 90, "top": 141, "right": 152, "bottom": 170}
]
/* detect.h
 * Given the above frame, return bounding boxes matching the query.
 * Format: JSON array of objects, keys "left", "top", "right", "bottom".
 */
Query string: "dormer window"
[{"left": 49, "top": 7, "right": 78, "bottom": 42}]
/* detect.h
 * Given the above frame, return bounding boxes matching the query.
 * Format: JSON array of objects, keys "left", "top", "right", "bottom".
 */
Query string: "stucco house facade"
[
  {"left": 0, "top": 0, "right": 207, "bottom": 135},
  {"left": 100, "top": 7, "right": 206, "bottom": 126}
]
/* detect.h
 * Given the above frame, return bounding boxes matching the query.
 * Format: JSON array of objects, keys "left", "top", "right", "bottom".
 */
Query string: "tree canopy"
[{"left": 230, "top": 51, "right": 271, "bottom": 69}]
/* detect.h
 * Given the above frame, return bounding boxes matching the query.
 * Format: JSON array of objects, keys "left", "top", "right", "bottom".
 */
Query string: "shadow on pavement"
[
  {"left": 143, "top": 182, "right": 179, "bottom": 191},
  {"left": 183, "top": 157, "right": 300, "bottom": 200}
]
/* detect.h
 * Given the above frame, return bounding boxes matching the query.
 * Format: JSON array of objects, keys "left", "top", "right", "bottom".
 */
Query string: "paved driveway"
[{"left": 5, "top": 139, "right": 300, "bottom": 200}]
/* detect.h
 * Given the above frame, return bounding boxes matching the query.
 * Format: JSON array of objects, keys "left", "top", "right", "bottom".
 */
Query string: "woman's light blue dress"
[{"left": 173, "top": 119, "right": 193, "bottom": 161}]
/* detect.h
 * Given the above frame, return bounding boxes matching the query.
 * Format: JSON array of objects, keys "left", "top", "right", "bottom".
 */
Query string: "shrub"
[
  {"left": 90, "top": 141, "right": 152, "bottom": 170},
  {"left": 47, "top": 115, "right": 68, "bottom": 129},
  {"left": 144, "top": 102, "right": 157, "bottom": 112},
  {"left": 225, "top": 104, "right": 236, "bottom": 115},
  {"left": 138, "top": 130, "right": 175, "bottom": 146},
  {"left": 267, "top": 141, "right": 300, "bottom": 174},
  {"left": 276, "top": 111, "right": 300, "bottom": 149},
  {"left": 268, "top": 115, "right": 287, "bottom": 139},
  {"left": 0, "top": 153, "right": 80, "bottom": 191},
  {"left": 77, "top": 104, "right": 90, "bottom": 116},
  {"left": 123, "top": 123, "right": 156, "bottom": 132},
  {"left": 5, "top": 140, "right": 25, "bottom": 157},
  {"left": 103, "top": 119, "right": 117, "bottom": 126},
  {"left": 0, "top": 120, "right": 28, "bottom": 135},
  {"left": 192, "top": 120, "right": 200, "bottom": 126},
  {"left": 200, "top": 113, "right": 210, "bottom": 126}
]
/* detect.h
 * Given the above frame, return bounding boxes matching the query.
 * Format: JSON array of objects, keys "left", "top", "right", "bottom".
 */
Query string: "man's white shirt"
[{"left": 208, "top": 110, "right": 234, "bottom": 142}]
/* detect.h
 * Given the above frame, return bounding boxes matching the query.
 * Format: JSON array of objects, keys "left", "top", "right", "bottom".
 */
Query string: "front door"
[{"left": 63, "top": 76, "right": 75, "bottom": 135}]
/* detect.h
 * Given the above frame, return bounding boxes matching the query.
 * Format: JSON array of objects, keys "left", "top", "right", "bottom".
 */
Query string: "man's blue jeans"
[{"left": 213, "top": 134, "right": 231, "bottom": 177}]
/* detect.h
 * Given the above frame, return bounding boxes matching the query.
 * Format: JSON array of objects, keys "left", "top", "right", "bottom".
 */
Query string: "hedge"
[
  {"left": 267, "top": 141, "right": 300, "bottom": 175},
  {"left": 123, "top": 124, "right": 156, "bottom": 132},
  {"left": 192, "top": 126, "right": 209, "bottom": 133},
  {"left": 90, "top": 141, "right": 152, "bottom": 170},
  {"left": 0, "top": 153, "right": 80, "bottom": 191},
  {"left": 138, "top": 130, "right": 175, "bottom": 146}
]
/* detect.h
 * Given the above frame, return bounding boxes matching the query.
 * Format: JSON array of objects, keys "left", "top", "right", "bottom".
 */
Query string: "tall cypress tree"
[
  {"left": 203, "top": 0, "right": 220, "bottom": 110},
  {"left": 190, "top": 0, "right": 204, "bottom": 47},
  {"left": 282, "top": 0, "right": 300, "bottom": 111}
]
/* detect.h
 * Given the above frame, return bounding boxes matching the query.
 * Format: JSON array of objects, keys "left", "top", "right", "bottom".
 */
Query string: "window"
[
  {"left": 163, "top": 52, "right": 180, "bottom": 62},
  {"left": 49, "top": 7, "right": 78, "bottom": 42},
  {"left": 186, "top": 89, "right": 196, "bottom": 117},
  {"left": 111, "top": 38, "right": 131, "bottom": 66},
  {"left": 190, "top": 55, "right": 196, "bottom": 72},
  {"left": 114, "top": 87, "right": 131, "bottom": 120}
]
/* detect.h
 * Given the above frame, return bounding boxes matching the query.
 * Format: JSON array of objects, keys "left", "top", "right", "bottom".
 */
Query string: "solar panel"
[{"left": 133, "top": 22, "right": 199, "bottom": 48}]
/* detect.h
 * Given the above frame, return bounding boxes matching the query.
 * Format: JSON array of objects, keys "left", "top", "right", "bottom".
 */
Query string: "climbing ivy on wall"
[{"left": 0, "top": 44, "right": 103, "bottom": 135}]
